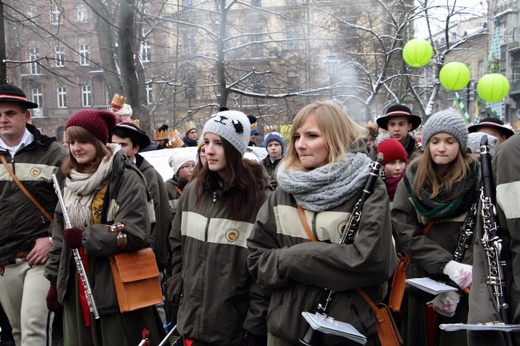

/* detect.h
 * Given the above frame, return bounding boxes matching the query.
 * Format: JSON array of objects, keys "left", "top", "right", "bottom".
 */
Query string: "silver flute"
[{"left": 52, "top": 174, "right": 100, "bottom": 319}]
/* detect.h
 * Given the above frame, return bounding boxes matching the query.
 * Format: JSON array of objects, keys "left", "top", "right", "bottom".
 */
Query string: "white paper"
[
  {"left": 440, "top": 323, "right": 520, "bottom": 332},
  {"left": 301, "top": 312, "right": 367, "bottom": 344},
  {"left": 405, "top": 277, "right": 458, "bottom": 295}
]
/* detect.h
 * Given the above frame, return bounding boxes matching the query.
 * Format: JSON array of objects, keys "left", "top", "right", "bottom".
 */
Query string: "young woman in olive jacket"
[
  {"left": 248, "top": 101, "right": 396, "bottom": 346},
  {"left": 392, "top": 109, "right": 480, "bottom": 346},
  {"left": 167, "top": 110, "right": 271, "bottom": 346},
  {"left": 44, "top": 110, "right": 164, "bottom": 346}
]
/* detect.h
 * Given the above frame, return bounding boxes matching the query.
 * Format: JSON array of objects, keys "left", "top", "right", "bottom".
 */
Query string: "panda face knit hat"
[
  {"left": 66, "top": 109, "right": 117, "bottom": 145},
  {"left": 421, "top": 108, "right": 468, "bottom": 152},
  {"left": 203, "top": 110, "right": 250, "bottom": 156}
]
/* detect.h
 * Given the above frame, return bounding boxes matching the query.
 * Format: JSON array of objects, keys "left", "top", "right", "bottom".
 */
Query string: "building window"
[
  {"left": 251, "top": 30, "right": 263, "bottom": 58},
  {"left": 140, "top": 40, "right": 151, "bottom": 62},
  {"left": 57, "top": 86, "right": 67, "bottom": 108},
  {"left": 184, "top": 76, "right": 196, "bottom": 100},
  {"left": 79, "top": 44, "right": 89, "bottom": 66},
  {"left": 29, "top": 48, "right": 41, "bottom": 75},
  {"left": 286, "top": 25, "right": 300, "bottom": 50},
  {"left": 31, "top": 87, "right": 43, "bottom": 108},
  {"left": 286, "top": 0, "right": 296, "bottom": 4},
  {"left": 77, "top": 4, "right": 88, "bottom": 23},
  {"left": 51, "top": 5, "right": 61, "bottom": 25},
  {"left": 478, "top": 60, "right": 484, "bottom": 79},
  {"left": 55, "top": 46, "right": 65, "bottom": 67},
  {"left": 340, "top": 21, "right": 358, "bottom": 40},
  {"left": 183, "top": 33, "right": 195, "bottom": 56},
  {"left": 288, "top": 71, "right": 299, "bottom": 92},
  {"left": 251, "top": 0, "right": 261, "bottom": 6},
  {"left": 146, "top": 84, "right": 153, "bottom": 104},
  {"left": 81, "top": 85, "right": 92, "bottom": 107}
]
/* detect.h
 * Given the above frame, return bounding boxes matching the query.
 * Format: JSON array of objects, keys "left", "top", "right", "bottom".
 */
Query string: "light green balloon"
[
  {"left": 403, "top": 39, "right": 433, "bottom": 67},
  {"left": 477, "top": 73, "right": 510, "bottom": 102},
  {"left": 439, "top": 62, "right": 471, "bottom": 90}
]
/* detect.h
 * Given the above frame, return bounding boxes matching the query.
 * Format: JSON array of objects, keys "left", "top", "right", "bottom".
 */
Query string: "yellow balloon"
[
  {"left": 477, "top": 74, "right": 510, "bottom": 102},
  {"left": 403, "top": 39, "right": 433, "bottom": 67},
  {"left": 439, "top": 62, "right": 471, "bottom": 90}
]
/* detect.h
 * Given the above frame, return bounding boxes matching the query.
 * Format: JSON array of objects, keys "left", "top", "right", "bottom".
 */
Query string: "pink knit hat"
[{"left": 66, "top": 110, "right": 117, "bottom": 144}]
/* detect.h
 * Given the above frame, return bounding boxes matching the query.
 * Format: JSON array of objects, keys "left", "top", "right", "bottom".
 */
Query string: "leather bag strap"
[
  {"left": 0, "top": 154, "right": 53, "bottom": 222},
  {"left": 297, "top": 204, "right": 318, "bottom": 242}
]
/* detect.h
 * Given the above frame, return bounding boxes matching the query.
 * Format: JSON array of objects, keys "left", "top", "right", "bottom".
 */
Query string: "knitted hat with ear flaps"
[
  {"left": 66, "top": 109, "right": 117, "bottom": 145},
  {"left": 203, "top": 110, "right": 250, "bottom": 156},
  {"left": 421, "top": 108, "right": 468, "bottom": 152}
]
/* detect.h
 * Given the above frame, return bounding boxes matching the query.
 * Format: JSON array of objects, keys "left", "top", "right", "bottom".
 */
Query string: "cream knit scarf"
[{"left": 65, "top": 145, "right": 118, "bottom": 228}]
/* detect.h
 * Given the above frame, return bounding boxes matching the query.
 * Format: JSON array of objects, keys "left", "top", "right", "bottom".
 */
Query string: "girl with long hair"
[
  {"left": 166, "top": 110, "right": 270, "bottom": 345},
  {"left": 44, "top": 110, "right": 164, "bottom": 346},
  {"left": 392, "top": 108, "right": 479, "bottom": 346},
  {"left": 247, "top": 101, "right": 396, "bottom": 345}
]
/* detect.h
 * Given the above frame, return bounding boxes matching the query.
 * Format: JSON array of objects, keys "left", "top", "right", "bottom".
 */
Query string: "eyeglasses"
[{"left": 180, "top": 163, "right": 196, "bottom": 170}]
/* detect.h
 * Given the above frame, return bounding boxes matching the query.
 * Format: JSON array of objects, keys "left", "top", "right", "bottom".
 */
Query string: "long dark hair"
[{"left": 195, "top": 138, "right": 268, "bottom": 220}]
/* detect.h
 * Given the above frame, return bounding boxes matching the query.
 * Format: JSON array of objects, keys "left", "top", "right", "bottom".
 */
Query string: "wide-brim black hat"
[
  {"left": 112, "top": 122, "right": 151, "bottom": 149},
  {"left": 376, "top": 104, "right": 422, "bottom": 131},
  {"left": 0, "top": 84, "right": 38, "bottom": 109},
  {"left": 468, "top": 117, "right": 514, "bottom": 138}
]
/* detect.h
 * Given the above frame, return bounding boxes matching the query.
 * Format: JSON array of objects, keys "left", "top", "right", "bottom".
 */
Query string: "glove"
[
  {"left": 428, "top": 291, "right": 461, "bottom": 317},
  {"left": 245, "top": 333, "right": 267, "bottom": 346},
  {"left": 443, "top": 260, "right": 472, "bottom": 290},
  {"left": 63, "top": 227, "right": 83, "bottom": 249},
  {"left": 46, "top": 280, "right": 61, "bottom": 312}
]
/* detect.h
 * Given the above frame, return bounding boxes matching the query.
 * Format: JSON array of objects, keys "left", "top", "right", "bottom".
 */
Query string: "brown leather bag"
[
  {"left": 109, "top": 247, "right": 163, "bottom": 313},
  {"left": 358, "top": 289, "right": 403, "bottom": 346},
  {"left": 388, "top": 219, "right": 436, "bottom": 313}
]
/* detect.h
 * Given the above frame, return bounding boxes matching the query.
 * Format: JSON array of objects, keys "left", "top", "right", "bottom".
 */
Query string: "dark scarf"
[
  {"left": 403, "top": 159, "right": 480, "bottom": 218},
  {"left": 183, "top": 137, "right": 198, "bottom": 147},
  {"left": 385, "top": 172, "right": 404, "bottom": 200}
]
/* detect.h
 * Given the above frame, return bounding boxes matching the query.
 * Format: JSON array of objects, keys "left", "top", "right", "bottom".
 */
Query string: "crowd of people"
[{"left": 1, "top": 82, "right": 520, "bottom": 346}]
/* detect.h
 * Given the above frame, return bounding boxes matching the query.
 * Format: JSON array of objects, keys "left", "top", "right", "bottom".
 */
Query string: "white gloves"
[
  {"left": 443, "top": 260, "right": 472, "bottom": 290},
  {"left": 428, "top": 291, "right": 461, "bottom": 317}
]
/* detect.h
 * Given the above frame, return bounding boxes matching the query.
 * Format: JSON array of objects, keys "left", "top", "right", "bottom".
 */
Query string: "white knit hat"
[
  {"left": 421, "top": 108, "right": 468, "bottom": 152},
  {"left": 168, "top": 147, "right": 197, "bottom": 175},
  {"left": 202, "top": 110, "right": 250, "bottom": 156}
]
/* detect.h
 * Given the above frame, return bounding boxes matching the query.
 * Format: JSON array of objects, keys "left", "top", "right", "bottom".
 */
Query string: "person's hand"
[
  {"left": 428, "top": 291, "right": 460, "bottom": 317},
  {"left": 46, "top": 280, "right": 61, "bottom": 312},
  {"left": 443, "top": 260, "right": 472, "bottom": 290},
  {"left": 63, "top": 228, "right": 83, "bottom": 249},
  {"left": 245, "top": 332, "right": 267, "bottom": 346},
  {"left": 26, "top": 236, "right": 52, "bottom": 265}
]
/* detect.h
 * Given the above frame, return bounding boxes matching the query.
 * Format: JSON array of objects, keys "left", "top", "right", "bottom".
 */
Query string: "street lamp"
[{"left": 324, "top": 53, "right": 340, "bottom": 98}]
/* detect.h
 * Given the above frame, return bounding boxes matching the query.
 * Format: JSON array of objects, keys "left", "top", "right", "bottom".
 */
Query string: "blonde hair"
[
  {"left": 411, "top": 144, "right": 474, "bottom": 198},
  {"left": 280, "top": 101, "right": 366, "bottom": 172}
]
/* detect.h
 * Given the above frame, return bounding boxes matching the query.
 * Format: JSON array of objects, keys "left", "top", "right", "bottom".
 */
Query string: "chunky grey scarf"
[
  {"left": 277, "top": 152, "right": 372, "bottom": 212},
  {"left": 65, "top": 144, "right": 119, "bottom": 228}
]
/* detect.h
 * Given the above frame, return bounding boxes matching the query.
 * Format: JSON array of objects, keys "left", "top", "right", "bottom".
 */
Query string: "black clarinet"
[
  {"left": 479, "top": 135, "right": 513, "bottom": 346},
  {"left": 300, "top": 153, "right": 383, "bottom": 346}
]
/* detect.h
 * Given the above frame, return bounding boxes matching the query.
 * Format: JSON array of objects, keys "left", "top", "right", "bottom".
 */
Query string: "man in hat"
[
  {"left": 262, "top": 131, "right": 284, "bottom": 188},
  {"left": 468, "top": 116, "right": 514, "bottom": 149},
  {"left": 0, "top": 83, "right": 67, "bottom": 345},
  {"left": 182, "top": 120, "right": 198, "bottom": 147},
  {"left": 375, "top": 104, "right": 422, "bottom": 161}
]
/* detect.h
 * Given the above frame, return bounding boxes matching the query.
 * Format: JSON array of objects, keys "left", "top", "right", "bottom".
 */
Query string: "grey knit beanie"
[
  {"left": 203, "top": 110, "right": 250, "bottom": 156},
  {"left": 421, "top": 108, "right": 468, "bottom": 152},
  {"left": 467, "top": 132, "right": 497, "bottom": 156}
]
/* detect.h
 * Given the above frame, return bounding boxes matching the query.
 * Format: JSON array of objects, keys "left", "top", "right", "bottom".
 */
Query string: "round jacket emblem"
[
  {"left": 226, "top": 228, "right": 239, "bottom": 242},
  {"left": 31, "top": 168, "right": 41, "bottom": 177}
]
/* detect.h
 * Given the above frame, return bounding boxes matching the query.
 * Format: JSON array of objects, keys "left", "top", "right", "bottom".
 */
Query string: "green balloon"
[
  {"left": 439, "top": 62, "right": 471, "bottom": 90},
  {"left": 477, "top": 73, "right": 510, "bottom": 102},
  {"left": 403, "top": 39, "right": 433, "bottom": 67}
]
